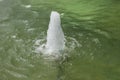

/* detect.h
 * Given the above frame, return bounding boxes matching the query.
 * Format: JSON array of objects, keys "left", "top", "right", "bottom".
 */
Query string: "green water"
[{"left": 0, "top": 0, "right": 120, "bottom": 80}]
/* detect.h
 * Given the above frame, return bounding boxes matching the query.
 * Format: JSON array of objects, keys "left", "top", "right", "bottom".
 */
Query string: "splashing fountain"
[
  {"left": 36, "top": 11, "right": 65, "bottom": 55},
  {"left": 46, "top": 11, "right": 65, "bottom": 53}
]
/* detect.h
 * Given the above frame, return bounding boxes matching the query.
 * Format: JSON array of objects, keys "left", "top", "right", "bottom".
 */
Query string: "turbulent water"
[
  {"left": 45, "top": 11, "right": 65, "bottom": 54},
  {"left": 0, "top": 0, "right": 120, "bottom": 80}
]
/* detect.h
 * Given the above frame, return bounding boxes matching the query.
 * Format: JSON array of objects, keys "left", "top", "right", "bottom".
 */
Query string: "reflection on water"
[{"left": 0, "top": 0, "right": 120, "bottom": 80}]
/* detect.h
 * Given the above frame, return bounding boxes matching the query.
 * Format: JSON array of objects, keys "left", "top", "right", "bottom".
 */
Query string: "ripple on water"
[{"left": 33, "top": 35, "right": 81, "bottom": 60}]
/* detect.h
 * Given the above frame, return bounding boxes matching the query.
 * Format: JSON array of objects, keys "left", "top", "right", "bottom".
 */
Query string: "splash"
[
  {"left": 46, "top": 11, "right": 65, "bottom": 53},
  {"left": 35, "top": 11, "right": 65, "bottom": 55}
]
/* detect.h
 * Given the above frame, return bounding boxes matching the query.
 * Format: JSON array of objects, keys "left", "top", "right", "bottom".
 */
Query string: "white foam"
[
  {"left": 35, "top": 11, "right": 65, "bottom": 56},
  {"left": 45, "top": 11, "right": 65, "bottom": 53}
]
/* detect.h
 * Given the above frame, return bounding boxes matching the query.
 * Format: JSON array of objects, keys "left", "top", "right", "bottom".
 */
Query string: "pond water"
[{"left": 0, "top": 0, "right": 120, "bottom": 80}]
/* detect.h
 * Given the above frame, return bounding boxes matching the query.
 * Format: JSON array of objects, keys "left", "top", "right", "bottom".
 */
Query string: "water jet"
[
  {"left": 36, "top": 11, "right": 65, "bottom": 55},
  {"left": 46, "top": 11, "right": 65, "bottom": 53}
]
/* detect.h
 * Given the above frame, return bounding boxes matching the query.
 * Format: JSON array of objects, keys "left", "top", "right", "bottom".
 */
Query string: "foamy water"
[{"left": 35, "top": 11, "right": 65, "bottom": 55}]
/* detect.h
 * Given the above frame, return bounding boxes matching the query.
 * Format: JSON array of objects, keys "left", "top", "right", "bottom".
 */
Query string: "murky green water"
[{"left": 0, "top": 0, "right": 120, "bottom": 80}]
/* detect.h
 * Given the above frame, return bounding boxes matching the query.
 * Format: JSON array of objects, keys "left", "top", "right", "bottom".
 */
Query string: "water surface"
[{"left": 0, "top": 0, "right": 120, "bottom": 80}]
